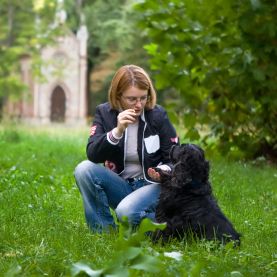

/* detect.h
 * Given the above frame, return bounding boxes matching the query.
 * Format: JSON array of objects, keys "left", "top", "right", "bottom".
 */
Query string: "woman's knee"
[
  {"left": 115, "top": 184, "right": 161, "bottom": 225},
  {"left": 75, "top": 160, "right": 92, "bottom": 178},
  {"left": 74, "top": 160, "right": 99, "bottom": 187},
  {"left": 116, "top": 204, "right": 144, "bottom": 226}
]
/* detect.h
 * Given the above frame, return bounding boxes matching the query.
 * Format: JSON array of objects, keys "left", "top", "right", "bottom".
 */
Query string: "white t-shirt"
[{"left": 121, "top": 121, "right": 143, "bottom": 179}]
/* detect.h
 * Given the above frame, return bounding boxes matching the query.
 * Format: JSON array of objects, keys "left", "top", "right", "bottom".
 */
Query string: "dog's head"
[{"left": 169, "top": 144, "right": 210, "bottom": 192}]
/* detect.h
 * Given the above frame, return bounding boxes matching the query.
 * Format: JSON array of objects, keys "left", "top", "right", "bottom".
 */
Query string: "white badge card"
[{"left": 144, "top": 135, "right": 160, "bottom": 154}]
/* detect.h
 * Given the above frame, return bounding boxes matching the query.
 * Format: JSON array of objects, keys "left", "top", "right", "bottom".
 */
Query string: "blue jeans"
[{"left": 74, "top": 160, "right": 161, "bottom": 232}]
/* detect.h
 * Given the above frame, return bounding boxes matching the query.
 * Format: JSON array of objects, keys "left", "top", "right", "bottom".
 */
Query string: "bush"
[{"left": 135, "top": 0, "right": 277, "bottom": 161}]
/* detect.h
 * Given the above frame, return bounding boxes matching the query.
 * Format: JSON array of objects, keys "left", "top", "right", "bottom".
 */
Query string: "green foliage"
[
  {"left": 72, "top": 218, "right": 166, "bottom": 276},
  {"left": 134, "top": 0, "right": 277, "bottom": 160},
  {"left": 63, "top": 0, "right": 149, "bottom": 116},
  {"left": 0, "top": 0, "right": 62, "bottom": 112},
  {"left": 64, "top": 0, "right": 147, "bottom": 67}
]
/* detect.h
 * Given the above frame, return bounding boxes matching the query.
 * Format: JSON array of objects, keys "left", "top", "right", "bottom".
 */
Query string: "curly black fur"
[{"left": 153, "top": 144, "right": 241, "bottom": 246}]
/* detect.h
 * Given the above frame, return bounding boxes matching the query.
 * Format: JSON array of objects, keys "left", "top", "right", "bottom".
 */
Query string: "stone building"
[{"left": 5, "top": 25, "right": 88, "bottom": 125}]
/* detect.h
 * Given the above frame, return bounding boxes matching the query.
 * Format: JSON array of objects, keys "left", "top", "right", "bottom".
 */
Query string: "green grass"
[{"left": 0, "top": 125, "right": 276, "bottom": 276}]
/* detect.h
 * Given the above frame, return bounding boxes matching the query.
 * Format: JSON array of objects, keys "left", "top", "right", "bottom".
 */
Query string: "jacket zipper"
[
  {"left": 142, "top": 121, "right": 147, "bottom": 181},
  {"left": 123, "top": 127, "right": 128, "bottom": 175}
]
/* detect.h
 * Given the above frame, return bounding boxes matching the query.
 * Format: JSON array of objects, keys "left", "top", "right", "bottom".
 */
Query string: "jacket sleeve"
[{"left": 86, "top": 105, "right": 120, "bottom": 163}]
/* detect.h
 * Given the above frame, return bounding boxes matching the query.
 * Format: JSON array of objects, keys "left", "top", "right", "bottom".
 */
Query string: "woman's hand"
[
  {"left": 114, "top": 109, "right": 137, "bottom": 137},
  {"left": 148, "top": 167, "right": 161, "bottom": 182},
  {"left": 104, "top": 161, "right": 117, "bottom": 172}
]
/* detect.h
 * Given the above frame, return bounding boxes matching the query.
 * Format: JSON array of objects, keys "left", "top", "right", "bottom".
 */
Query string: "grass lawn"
[{"left": 0, "top": 125, "right": 276, "bottom": 276}]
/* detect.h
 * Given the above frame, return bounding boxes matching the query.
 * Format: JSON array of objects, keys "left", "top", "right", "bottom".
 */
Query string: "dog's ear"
[
  {"left": 191, "top": 180, "right": 212, "bottom": 195},
  {"left": 174, "top": 144, "right": 210, "bottom": 186},
  {"left": 169, "top": 145, "right": 181, "bottom": 163},
  {"left": 201, "top": 160, "right": 210, "bottom": 183}
]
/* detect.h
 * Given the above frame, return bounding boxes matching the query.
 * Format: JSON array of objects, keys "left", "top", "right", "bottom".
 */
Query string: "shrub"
[{"left": 135, "top": 0, "right": 277, "bottom": 160}]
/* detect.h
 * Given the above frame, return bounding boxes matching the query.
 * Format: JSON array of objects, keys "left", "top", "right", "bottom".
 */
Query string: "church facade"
[{"left": 5, "top": 25, "right": 88, "bottom": 125}]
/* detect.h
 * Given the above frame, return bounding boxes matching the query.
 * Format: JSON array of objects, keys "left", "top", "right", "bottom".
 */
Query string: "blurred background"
[{"left": 0, "top": 0, "right": 276, "bottom": 161}]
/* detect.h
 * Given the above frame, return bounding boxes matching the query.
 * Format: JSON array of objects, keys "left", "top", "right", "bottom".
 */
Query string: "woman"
[{"left": 74, "top": 65, "right": 178, "bottom": 232}]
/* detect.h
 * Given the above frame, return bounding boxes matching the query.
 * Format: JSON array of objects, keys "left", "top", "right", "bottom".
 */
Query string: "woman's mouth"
[{"left": 134, "top": 110, "right": 142, "bottom": 115}]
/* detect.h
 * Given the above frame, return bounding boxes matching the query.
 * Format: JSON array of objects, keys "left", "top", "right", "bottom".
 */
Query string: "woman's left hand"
[{"left": 104, "top": 160, "right": 117, "bottom": 172}]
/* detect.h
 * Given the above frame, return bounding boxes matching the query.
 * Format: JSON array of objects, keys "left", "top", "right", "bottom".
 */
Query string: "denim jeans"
[{"left": 74, "top": 160, "right": 161, "bottom": 232}]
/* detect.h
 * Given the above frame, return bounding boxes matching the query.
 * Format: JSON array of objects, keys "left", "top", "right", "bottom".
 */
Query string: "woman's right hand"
[
  {"left": 114, "top": 109, "right": 137, "bottom": 137},
  {"left": 148, "top": 167, "right": 161, "bottom": 182}
]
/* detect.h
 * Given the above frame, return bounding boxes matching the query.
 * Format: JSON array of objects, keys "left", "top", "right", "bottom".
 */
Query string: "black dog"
[{"left": 153, "top": 144, "right": 241, "bottom": 245}]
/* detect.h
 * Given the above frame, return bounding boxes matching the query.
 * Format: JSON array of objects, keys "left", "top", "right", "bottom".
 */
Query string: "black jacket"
[{"left": 86, "top": 102, "right": 178, "bottom": 182}]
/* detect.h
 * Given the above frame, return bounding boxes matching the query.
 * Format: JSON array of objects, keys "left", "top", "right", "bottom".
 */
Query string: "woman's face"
[{"left": 120, "top": 86, "right": 148, "bottom": 117}]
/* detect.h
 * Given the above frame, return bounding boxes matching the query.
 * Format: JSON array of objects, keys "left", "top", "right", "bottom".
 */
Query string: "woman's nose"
[{"left": 134, "top": 100, "right": 142, "bottom": 108}]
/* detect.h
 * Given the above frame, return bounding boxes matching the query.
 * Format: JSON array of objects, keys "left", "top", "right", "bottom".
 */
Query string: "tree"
[
  {"left": 63, "top": 0, "right": 149, "bottom": 114},
  {"left": 135, "top": 0, "right": 277, "bottom": 160},
  {"left": 0, "top": 0, "right": 61, "bottom": 116},
  {"left": 63, "top": 0, "right": 146, "bottom": 68},
  {"left": 0, "top": 0, "right": 148, "bottom": 117}
]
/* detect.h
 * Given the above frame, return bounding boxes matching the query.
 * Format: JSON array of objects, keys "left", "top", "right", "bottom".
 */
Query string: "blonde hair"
[{"left": 108, "top": 65, "right": 157, "bottom": 110}]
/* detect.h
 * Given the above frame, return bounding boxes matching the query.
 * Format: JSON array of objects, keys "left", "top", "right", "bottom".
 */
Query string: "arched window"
[{"left": 50, "top": 86, "right": 66, "bottom": 122}]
